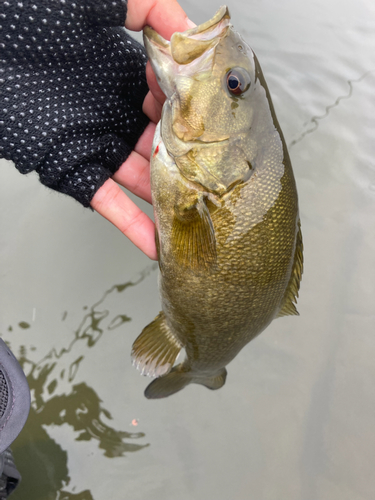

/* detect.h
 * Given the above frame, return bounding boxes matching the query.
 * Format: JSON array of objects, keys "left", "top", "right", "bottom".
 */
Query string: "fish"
[{"left": 131, "top": 6, "right": 303, "bottom": 399}]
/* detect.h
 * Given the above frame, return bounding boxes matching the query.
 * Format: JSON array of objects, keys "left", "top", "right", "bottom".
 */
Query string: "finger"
[
  {"left": 112, "top": 151, "right": 152, "bottom": 204},
  {"left": 143, "top": 91, "right": 163, "bottom": 124},
  {"left": 91, "top": 179, "right": 157, "bottom": 260},
  {"left": 126, "top": 0, "right": 195, "bottom": 39},
  {"left": 134, "top": 122, "right": 156, "bottom": 161},
  {"left": 146, "top": 61, "right": 166, "bottom": 107},
  {"left": 143, "top": 63, "right": 165, "bottom": 123}
]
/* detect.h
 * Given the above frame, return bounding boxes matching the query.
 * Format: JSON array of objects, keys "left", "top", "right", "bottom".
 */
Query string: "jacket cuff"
[{"left": 56, "top": 162, "right": 111, "bottom": 207}]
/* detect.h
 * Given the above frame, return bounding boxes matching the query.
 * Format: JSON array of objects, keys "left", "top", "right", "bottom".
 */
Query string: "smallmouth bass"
[{"left": 132, "top": 6, "right": 303, "bottom": 399}]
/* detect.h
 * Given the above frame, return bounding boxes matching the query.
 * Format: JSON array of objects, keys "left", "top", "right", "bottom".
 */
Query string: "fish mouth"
[
  {"left": 143, "top": 6, "right": 231, "bottom": 52},
  {"left": 143, "top": 6, "right": 231, "bottom": 97}
]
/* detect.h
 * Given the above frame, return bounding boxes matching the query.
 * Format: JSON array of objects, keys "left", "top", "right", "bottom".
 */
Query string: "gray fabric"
[
  {"left": 0, "top": 340, "right": 30, "bottom": 497},
  {"left": 0, "top": 339, "right": 30, "bottom": 455},
  {"left": 0, "top": 372, "right": 8, "bottom": 420},
  {"left": 0, "top": 449, "right": 20, "bottom": 499}
]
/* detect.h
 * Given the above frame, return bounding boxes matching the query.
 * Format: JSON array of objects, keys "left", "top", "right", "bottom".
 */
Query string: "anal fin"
[{"left": 131, "top": 312, "right": 182, "bottom": 378}]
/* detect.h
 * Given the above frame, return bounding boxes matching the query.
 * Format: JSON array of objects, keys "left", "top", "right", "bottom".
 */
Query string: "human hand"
[{"left": 91, "top": 0, "right": 195, "bottom": 261}]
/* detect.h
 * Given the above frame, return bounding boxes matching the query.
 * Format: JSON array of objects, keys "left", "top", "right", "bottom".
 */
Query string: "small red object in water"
[
  {"left": 131, "top": 419, "right": 139, "bottom": 426},
  {"left": 153, "top": 145, "right": 159, "bottom": 157}
]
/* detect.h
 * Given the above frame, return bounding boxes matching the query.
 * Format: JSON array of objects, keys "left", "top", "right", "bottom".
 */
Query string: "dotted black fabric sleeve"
[{"left": 0, "top": 0, "right": 150, "bottom": 207}]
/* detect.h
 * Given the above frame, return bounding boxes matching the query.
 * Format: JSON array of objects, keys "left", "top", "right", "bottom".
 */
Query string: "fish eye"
[{"left": 226, "top": 68, "right": 251, "bottom": 96}]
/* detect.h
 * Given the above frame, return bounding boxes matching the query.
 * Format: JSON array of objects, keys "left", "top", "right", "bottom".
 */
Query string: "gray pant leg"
[{"left": 0, "top": 339, "right": 31, "bottom": 497}]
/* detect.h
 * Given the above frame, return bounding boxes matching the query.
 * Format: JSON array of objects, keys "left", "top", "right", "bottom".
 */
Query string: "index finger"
[
  {"left": 125, "top": 0, "right": 195, "bottom": 39},
  {"left": 91, "top": 179, "right": 157, "bottom": 260}
]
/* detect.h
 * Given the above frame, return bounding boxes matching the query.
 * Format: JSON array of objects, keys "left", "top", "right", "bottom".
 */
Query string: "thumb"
[{"left": 125, "top": 0, "right": 196, "bottom": 40}]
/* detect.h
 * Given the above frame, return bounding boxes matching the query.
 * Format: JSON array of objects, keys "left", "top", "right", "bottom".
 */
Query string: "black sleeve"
[{"left": 0, "top": 0, "right": 150, "bottom": 207}]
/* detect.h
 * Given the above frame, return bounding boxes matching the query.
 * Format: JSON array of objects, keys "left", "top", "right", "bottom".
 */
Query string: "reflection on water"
[
  {"left": 4, "top": 265, "right": 157, "bottom": 500},
  {"left": 289, "top": 69, "right": 374, "bottom": 149},
  {"left": 18, "top": 322, "right": 31, "bottom": 330}
]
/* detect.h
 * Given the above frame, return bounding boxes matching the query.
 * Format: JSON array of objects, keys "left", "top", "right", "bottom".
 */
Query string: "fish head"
[{"left": 144, "top": 6, "right": 258, "bottom": 145}]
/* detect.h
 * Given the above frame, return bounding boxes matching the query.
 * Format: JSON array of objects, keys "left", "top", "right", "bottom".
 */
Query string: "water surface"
[{"left": 1, "top": 0, "right": 375, "bottom": 498}]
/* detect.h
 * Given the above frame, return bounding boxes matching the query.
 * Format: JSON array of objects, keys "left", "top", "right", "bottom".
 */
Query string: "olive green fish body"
[{"left": 132, "top": 7, "right": 303, "bottom": 398}]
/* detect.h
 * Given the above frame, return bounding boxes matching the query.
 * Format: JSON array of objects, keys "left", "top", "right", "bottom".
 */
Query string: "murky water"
[{"left": 1, "top": 0, "right": 375, "bottom": 498}]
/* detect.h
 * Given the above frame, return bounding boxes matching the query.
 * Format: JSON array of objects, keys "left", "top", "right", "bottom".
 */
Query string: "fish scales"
[{"left": 131, "top": 6, "right": 303, "bottom": 398}]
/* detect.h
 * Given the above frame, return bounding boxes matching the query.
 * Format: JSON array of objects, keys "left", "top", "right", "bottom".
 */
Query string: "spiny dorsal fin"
[
  {"left": 277, "top": 220, "right": 304, "bottom": 318},
  {"left": 171, "top": 200, "right": 216, "bottom": 271},
  {"left": 131, "top": 312, "right": 182, "bottom": 377}
]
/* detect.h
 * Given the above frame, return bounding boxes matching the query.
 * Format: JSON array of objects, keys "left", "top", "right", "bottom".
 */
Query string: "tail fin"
[{"left": 144, "top": 365, "right": 227, "bottom": 399}]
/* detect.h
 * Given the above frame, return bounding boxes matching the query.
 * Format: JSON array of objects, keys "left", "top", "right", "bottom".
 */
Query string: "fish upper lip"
[
  {"left": 177, "top": 6, "right": 230, "bottom": 39},
  {"left": 143, "top": 6, "right": 231, "bottom": 46}
]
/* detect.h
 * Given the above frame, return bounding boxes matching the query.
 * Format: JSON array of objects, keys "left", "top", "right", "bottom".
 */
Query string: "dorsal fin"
[{"left": 277, "top": 220, "right": 303, "bottom": 317}]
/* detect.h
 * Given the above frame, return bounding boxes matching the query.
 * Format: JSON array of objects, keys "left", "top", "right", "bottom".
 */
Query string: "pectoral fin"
[
  {"left": 172, "top": 199, "right": 217, "bottom": 271},
  {"left": 277, "top": 220, "right": 304, "bottom": 317},
  {"left": 131, "top": 312, "right": 182, "bottom": 377}
]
